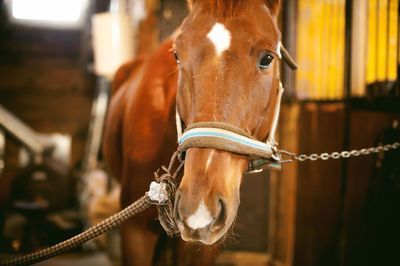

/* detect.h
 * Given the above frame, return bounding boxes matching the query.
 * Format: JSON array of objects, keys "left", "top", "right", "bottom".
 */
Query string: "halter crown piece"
[{"left": 175, "top": 42, "right": 296, "bottom": 173}]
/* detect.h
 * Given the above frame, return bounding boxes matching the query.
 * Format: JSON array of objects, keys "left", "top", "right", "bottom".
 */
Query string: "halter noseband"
[
  {"left": 175, "top": 43, "right": 296, "bottom": 173},
  {"left": 176, "top": 80, "right": 284, "bottom": 173}
]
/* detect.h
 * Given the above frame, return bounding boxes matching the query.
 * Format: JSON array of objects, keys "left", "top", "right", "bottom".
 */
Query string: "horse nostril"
[{"left": 211, "top": 199, "right": 227, "bottom": 232}]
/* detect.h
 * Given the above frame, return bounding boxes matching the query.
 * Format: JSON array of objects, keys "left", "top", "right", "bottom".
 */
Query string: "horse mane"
[{"left": 188, "top": 0, "right": 280, "bottom": 17}]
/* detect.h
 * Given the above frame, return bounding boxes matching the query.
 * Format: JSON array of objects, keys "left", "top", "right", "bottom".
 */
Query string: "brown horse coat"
[{"left": 103, "top": 0, "right": 283, "bottom": 264}]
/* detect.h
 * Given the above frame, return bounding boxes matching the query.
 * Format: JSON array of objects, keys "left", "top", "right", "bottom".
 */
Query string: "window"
[{"left": 4, "top": 0, "right": 89, "bottom": 29}]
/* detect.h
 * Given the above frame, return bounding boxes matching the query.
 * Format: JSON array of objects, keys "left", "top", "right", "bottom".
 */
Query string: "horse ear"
[{"left": 265, "top": 0, "right": 281, "bottom": 16}]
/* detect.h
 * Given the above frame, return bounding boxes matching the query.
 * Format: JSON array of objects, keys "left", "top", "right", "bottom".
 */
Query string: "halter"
[{"left": 175, "top": 43, "right": 297, "bottom": 173}]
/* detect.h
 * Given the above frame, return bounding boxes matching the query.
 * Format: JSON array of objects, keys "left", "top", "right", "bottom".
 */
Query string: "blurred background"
[{"left": 0, "top": 0, "right": 399, "bottom": 265}]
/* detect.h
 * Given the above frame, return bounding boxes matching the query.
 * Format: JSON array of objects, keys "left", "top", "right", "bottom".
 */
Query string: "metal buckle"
[
  {"left": 276, "top": 149, "right": 296, "bottom": 164},
  {"left": 246, "top": 157, "right": 282, "bottom": 174}
]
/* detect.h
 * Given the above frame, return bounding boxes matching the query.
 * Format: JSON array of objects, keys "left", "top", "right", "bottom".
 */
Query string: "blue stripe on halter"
[{"left": 179, "top": 131, "right": 271, "bottom": 152}]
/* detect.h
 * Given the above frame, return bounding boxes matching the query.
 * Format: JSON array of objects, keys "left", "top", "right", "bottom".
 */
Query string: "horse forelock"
[{"left": 188, "top": 0, "right": 281, "bottom": 17}]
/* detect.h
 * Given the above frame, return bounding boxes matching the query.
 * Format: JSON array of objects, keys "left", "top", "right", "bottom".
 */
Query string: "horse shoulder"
[
  {"left": 122, "top": 39, "right": 179, "bottom": 164},
  {"left": 112, "top": 56, "right": 146, "bottom": 96},
  {"left": 103, "top": 55, "right": 150, "bottom": 178},
  {"left": 102, "top": 84, "right": 128, "bottom": 180}
]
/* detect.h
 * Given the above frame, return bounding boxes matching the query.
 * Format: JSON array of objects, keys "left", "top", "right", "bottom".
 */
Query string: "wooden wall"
[
  {"left": 342, "top": 110, "right": 400, "bottom": 266},
  {"left": 293, "top": 103, "right": 346, "bottom": 266},
  {"left": 273, "top": 102, "right": 400, "bottom": 266},
  {"left": 0, "top": 1, "right": 111, "bottom": 207}
]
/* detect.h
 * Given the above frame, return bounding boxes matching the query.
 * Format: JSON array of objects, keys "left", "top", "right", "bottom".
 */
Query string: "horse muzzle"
[{"left": 174, "top": 190, "right": 232, "bottom": 244}]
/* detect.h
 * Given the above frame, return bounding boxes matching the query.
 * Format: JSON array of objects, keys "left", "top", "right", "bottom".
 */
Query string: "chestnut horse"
[{"left": 103, "top": 0, "right": 289, "bottom": 265}]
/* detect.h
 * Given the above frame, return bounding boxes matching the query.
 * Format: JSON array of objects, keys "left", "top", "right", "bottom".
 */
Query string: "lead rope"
[
  {"left": 0, "top": 152, "right": 183, "bottom": 266},
  {"left": 1, "top": 196, "right": 152, "bottom": 266},
  {"left": 2, "top": 143, "right": 399, "bottom": 265}
]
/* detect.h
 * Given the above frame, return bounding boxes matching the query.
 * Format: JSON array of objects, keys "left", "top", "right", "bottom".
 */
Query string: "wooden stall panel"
[
  {"left": 225, "top": 171, "right": 270, "bottom": 253},
  {"left": 267, "top": 104, "right": 299, "bottom": 266},
  {"left": 343, "top": 111, "right": 400, "bottom": 266},
  {"left": 293, "top": 103, "right": 345, "bottom": 266}
]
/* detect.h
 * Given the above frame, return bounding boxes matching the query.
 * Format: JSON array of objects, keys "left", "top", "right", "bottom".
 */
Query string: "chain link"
[{"left": 278, "top": 142, "right": 400, "bottom": 163}]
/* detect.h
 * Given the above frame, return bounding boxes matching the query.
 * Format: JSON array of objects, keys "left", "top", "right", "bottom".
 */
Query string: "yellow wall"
[
  {"left": 296, "top": 0, "right": 398, "bottom": 100},
  {"left": 296, "top": 0, "right": 346, "bottom": 100},
  {"left": 366, "top": 0, "right": 398, "bottom": 84}
]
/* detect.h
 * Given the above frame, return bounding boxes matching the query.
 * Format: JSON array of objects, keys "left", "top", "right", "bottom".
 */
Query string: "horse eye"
[
  {"left": 258, "top": 53, "right": 274, "bottom": 70},
  {"left": 174, "top": 50, "right": 180, "bottom": 64}
]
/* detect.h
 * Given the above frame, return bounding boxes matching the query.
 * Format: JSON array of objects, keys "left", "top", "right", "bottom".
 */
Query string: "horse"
[{"left": 102, "top": 0, "right": 296, "bottom": 264}]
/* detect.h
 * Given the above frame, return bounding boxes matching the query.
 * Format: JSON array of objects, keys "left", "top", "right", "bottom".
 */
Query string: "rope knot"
[
  {"left": 148, "top": 181, "right": 169, "bottom": 204},
  {"left": 152, "top": 167, "right": 180, "bottom": 237}
]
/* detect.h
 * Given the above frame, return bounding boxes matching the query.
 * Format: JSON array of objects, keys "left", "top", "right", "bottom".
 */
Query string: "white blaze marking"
[
  {"left": 187, "top": 199, "right": 213, "bottom": 229},
  {"left": 205, "top": 150, "right": 215, "bottom": 172},
  {"left": 207, "top": 23, "right": 231, "bottom": 56}
]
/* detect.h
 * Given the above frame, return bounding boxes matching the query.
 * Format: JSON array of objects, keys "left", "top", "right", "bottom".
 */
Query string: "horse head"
[{"left": 173, "top": 0, "right": 285, "bottom": 245}]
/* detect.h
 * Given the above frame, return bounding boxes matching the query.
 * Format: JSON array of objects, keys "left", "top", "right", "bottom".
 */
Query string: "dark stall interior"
[
  {"left": 0, "top": 0, "right": 108, "bottom": 255},
  {"left": 0, "top": 0, "right": 399, "bottom": 265}
]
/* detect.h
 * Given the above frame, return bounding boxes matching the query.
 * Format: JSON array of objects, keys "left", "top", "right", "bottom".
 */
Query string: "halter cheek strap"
[
  {"left": 266, "top": 81, "right": 284, "bottom": 150},
  {"left": 175, "top": 81, "right": 285, "bottom": 172}
]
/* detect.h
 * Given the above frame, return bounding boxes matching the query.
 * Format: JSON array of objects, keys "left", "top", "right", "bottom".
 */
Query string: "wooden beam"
[{"left": 268, "top": 103, "right": 299, "bottom": 266}]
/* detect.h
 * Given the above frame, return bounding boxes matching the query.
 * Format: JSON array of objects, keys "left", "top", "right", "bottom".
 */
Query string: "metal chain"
[{"left": 278, "top": 142, "right": 400, "bottom": 163}]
